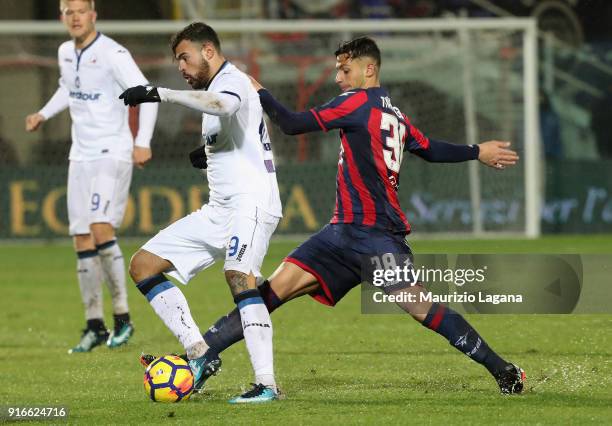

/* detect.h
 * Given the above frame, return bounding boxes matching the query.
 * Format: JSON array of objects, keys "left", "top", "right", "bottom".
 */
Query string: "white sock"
[
  {"left": 76, "top": 251, "right": 104, "bottom": 320},
  {"left": 237, "top": 291, "right": 275, "bottom": 390},
  {"left": 145, "top": 280, "right": 207, "bottom": 357},
  {"left": 97, "top": 240, "right": 129, "bottom": 315}
]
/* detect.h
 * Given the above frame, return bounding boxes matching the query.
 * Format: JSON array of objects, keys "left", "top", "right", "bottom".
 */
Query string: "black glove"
[
  {"left": 189, "top": 145, "right": 208, "bottom": 169},
  {"left": 119, "top": 85, "right": 161, "bottom": 106}
]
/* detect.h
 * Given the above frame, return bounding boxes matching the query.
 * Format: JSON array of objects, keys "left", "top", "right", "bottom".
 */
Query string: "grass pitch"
[{"left": 1, "top": 236, "right": 612, "bottom": 424}]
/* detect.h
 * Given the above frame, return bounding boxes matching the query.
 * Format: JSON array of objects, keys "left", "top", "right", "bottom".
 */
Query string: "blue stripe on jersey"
[
  {"left": 341, "top": 152, "right": 366, "bottom": 225},
  {"left": 335, "top": 183, "right": 345, "bottom": 223},
  {"left": 342, "top": 157, "right": 361, "bottom": 220}
]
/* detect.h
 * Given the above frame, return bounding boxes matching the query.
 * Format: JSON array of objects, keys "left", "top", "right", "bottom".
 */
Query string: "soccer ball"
[{"left": 144, "top": 355, "right": 194, "bottom": 403}]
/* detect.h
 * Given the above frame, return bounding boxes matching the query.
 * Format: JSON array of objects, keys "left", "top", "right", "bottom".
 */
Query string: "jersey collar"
[
  {"left": 204, "top": 60, "right": 229, "bottom": 90},
  {"left": 75, "top": 31, "right": 101, "bottom": 71}
]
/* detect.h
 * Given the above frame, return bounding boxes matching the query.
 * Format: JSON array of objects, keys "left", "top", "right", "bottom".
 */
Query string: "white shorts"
[
  {"left": 142, "top": 203, "right": 280, "bottom": 284},
  {"left": 67, "top": 158, "right": 133, "bottom": 236}
]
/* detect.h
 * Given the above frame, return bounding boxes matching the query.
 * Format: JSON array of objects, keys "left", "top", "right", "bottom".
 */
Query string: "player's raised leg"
[
  {"left": 139, "top": 262, "right": 317, "bottom": 369},
  {"left": 129, "top": 248, "right": 220, "bottom": 390},
  {"left": 389, "top": 284, "right": 525, "bottom": 394}
]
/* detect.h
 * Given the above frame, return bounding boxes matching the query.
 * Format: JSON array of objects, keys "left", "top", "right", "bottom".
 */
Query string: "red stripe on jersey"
[
  {"left": 336, "top": 161, "right": 353, "bottom": 223},
  {"left": 403, "top": 113, "right": 430, "bottom": 149},
  {"left": 330, "top": 194, "right": 340, "bottom": 224},
  {"left": 368, "top": 109, "right": 411, "bottom": 232},
  {"left": 410, "top": 124, "right": 430, "bottom": 149},
  {"left": 341, "top": 133, "right": 376, "bottom": 226},
  {"left": 318, "top": 91, "right": 368, "bottom": 124},
  {"left": 310, "top": 109, "right": 328, "bottom": 132}
]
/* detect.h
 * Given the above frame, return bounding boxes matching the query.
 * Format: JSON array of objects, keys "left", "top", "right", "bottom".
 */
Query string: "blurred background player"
[
  {"left": 24, "top": 0, "right": 158, "bottom": 353},
  {"left": 120, "top": 22, "right": 282, "bottom": 404},
  {"left": 143, "top": 36, "right": 525, "bottom": 395}
]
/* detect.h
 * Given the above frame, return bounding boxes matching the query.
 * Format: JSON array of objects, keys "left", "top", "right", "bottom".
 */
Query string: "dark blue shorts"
[{"left": 285, "top": 224, "right": 412, "bottom": 306}]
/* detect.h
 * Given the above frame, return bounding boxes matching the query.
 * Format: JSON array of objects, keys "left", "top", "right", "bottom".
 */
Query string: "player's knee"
[
  {"left": 90, "top": 222, "right": 114, "bottom": 245},
  {"left": 267, "top": 261, "right": 318, "bottom": 300},
  {"left": 129, "top": 251, "right": 149, "bottom": 283},
  {"left": 224, "top": 270, "right": 256, "bottom": 296},
  {"left": 73, "top": 234, "right": 94, "bottom": 252},
  {"left": 130, "top": 250, "right": 170, "bottom": 284}
]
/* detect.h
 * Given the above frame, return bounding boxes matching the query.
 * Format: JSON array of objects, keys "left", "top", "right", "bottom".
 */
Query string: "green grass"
[{"left": 1, "top": 236, "right": 612, "bottom": 424}]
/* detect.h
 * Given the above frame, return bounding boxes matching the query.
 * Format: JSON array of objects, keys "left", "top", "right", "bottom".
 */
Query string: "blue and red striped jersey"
[{"left": 310, "top": 87, "right": 430, "bottom": 234}]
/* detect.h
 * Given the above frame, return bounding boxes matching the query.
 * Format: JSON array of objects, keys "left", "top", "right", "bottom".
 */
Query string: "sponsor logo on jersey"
[
  {"left": 236, "top": 244, "right": 248, "bottom": 262},
  {"left": 205, "top": 134, "right": 217, "bottom": 145},
  {"left": 69, "top": 90, "right": 102, "bottom": 101}
]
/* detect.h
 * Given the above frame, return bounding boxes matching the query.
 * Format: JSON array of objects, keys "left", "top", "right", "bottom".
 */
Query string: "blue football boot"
[
  {"left": 229, "top": 383, "right": 279, "bottom": 404},
  {"left": 106, "top": 322, "right": 134, "bottom": 348},
  {"left": 68, "top": 328, "right": 109, "bottom": 354},
  {"left": 187, "top": 351, "right": 222, "bottom": 392}
]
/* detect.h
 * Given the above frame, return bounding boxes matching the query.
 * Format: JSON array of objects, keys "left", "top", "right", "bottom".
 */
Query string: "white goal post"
[{"left": 0, "top": 18, "right": 540, "bottom": 238}]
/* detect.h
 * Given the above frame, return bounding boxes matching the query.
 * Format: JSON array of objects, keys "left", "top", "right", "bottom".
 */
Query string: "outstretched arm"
[
  {"left": 119, "top": 85, "right": 240, "bottom": 117},
  {"left": 406, "top": 118, "right": 519, "bottom": 169},
  {"left": 158, "top": 88, "right": 240, "bottom": 116},
  {"left": 412, "top": 139, "right": 480, "bottom": 163},
  {"left": 257, "top": 89, "right": 321, "bottom": 135},
  {"left": 250, "top": 76, "right": 320, "bottom": 135},
  {"left": 475, "top": 141, "right": 519, "bottom": 169},
  {"left": 413, "top": 139, "right": 519, "bottom": 169}
]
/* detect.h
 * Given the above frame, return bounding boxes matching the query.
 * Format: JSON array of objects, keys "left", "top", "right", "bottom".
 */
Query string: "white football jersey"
[
  {"left": 202, "top": 61, "right": 282, "bottom": 218},
  {"left": 40, "top": 33, "right": 149, "bottom": 162}
]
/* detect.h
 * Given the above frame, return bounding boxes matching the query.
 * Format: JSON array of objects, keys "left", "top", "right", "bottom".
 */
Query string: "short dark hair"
[
  {"left": 171, "top": 22, "right": 221, "bottom": 53},
  {"left": 334, "top": 36, "right": 381, "bottom": 68}
]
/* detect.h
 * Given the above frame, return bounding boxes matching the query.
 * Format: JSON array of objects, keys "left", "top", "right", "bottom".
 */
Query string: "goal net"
[{"left": 0, "top": 19, "right": 539, "bottom": 239}]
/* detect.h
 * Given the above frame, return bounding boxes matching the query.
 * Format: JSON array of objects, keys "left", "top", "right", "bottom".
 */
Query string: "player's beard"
[{"left": 189, "top": 59, "right": 211, "bottom": 90}]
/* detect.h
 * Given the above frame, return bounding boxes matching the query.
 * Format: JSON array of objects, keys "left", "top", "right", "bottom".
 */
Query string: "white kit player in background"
[
  {"left": 121, "top": 22, "right": 282, "bottom": 404},
  {"left": 25, "top": 0, "right": 158, "bottom": 353}
]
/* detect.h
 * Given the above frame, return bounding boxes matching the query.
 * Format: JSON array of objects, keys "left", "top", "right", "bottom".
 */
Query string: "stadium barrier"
[{"left": 1, "top": 158, "right": 611, "bottom": 239}]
